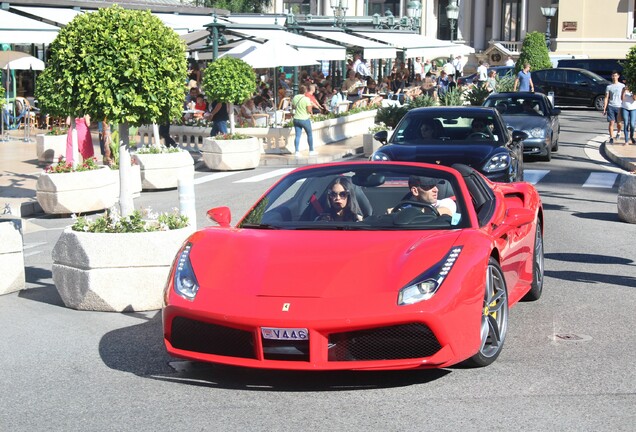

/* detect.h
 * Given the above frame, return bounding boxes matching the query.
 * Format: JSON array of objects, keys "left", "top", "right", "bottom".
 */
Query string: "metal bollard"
[{"left": 178, "top": 173, "right": 197, "bottom": 229}]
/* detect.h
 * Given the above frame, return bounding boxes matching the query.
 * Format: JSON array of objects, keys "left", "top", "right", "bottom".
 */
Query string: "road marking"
[
  {"left": 193, "top": 172, "right": 240, "bottom": 185},
  {"left": 583, "top": 172, "right": 618, "bottom": 188},
  {"left": 234, "top": 168, "right": 295, "bottom": 183},
  {"left": 23, "top": 242, "right": 47, "bottom": 250},
  {"left": 24, "top": 251, "right": 42, "bottom": 257},
  {"left": 524, "top": 169, "right": 550, "bottom": 185}
]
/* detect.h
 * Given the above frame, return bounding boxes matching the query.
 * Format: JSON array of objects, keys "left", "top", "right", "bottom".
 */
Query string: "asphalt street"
[{"left": 1, "top": 107, "right": 635, "bottom": 431}]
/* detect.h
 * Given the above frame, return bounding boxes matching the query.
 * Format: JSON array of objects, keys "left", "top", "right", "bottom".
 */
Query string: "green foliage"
[
  {"left": 465, "top": 85, "right": 491, "bottom": 106},
  {"left": 623, "top": 46, "right": 636, "bottom": 93},
  {"left": 0, "top": 86, "right": 4, "bottom": 108},
  {"left": 35, "top": 5, "right": 187, "bottom": 125},
  {"left": 375, "top": 104, "right": 409, "bottom": 128},
  {"left": 200, "top": 0, "right": 271, "bottom": 13},
  {"left": 440, "top": 88, "right": 463, "bottom": 106},
  {"left": 408, "top": 94, "right": 437, "bottom": 108},
  {"left": 496, "top": 75, "right": 516, "bottom": 93},
  {"left": 72, "top": 208, "right": 189, "bottom": 233},
  {"left": 516, "top": 31, "right": 553, "bottom": 73},
  {"left": 202, "top": 57, "right": 256, "bottom": 105}
]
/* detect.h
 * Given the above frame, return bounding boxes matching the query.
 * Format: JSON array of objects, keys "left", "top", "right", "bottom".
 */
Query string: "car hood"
[
  {"left": 379, "top": 143, "right": 502, "bottom": 169},
  {"left": 501, "top": 115, "right": 549, "bottom": 131},
  {"left": 188, "top": 228, "right": 462, "bottom": 298}
]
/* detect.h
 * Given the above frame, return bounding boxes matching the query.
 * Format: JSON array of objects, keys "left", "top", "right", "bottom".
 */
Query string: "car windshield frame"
[
  {"left": 390, "top": 109, "right": 506, "bottom": 145},
  {"left": 239, "top": 164, "right": 471, "bottom": 231},
  {"left": 484, "top": 95, "right": 548, "bottom": 116}
]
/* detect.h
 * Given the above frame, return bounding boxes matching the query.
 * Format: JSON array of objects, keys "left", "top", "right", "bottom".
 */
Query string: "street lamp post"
[
  {"left": 406, "top": 0, "right": 422, "bottom": 32},
  {"left": 330, "top": 0, "right": 349, "bottom": 28},
  {"left": 540, "top": 4, "right": 558, "bottom": 51},
  {"left": 446, "top": 0, "right": 459, "bottom": 43}
]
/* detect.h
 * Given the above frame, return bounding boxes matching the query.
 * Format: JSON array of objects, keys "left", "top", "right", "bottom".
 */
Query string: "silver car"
[{"left": 483, "top": 92, "right": 560, "bottom": 162}]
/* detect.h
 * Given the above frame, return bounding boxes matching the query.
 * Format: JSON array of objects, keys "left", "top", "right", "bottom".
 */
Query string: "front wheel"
[
  {"left": 594, "top": 95, "right": 605, "bottom": 111},
  {"left": 464, "top": 257, "right": 509, "bottom": 367}
]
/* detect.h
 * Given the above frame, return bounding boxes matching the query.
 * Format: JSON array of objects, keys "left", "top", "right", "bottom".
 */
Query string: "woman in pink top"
[{"left": 65, "top": 114, "right": 94, "bottom": 164}]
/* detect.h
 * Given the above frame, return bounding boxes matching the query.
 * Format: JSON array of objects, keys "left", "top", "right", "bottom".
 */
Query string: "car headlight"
[
  {"left": 523, "top": 128, "right": 545, "bottom": 138},
  {"left": 398, "top": 247, "right": 462, "bottom": 305},
  {"left": 483, "top": 153, "right": 511, "bottom": 172},
  {"left": 371, "top": 152, "right": 390, "bottom": 161},
  {"left": 173, "top": 242, "right": 200, "bottom": 301}
]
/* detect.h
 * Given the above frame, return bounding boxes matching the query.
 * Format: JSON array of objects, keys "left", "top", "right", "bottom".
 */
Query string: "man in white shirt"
[
  {"left": 442, "top": 57, "right": 456, "bottom": 78},
  {"left": 414, "top": 57, "right": 423, "bottom": 76},
  {"left": 356, "top": 58, "right": 372, "bottom": 80},
  {"left": 352, "top": 53, "right": 362, "bottom": 76},
  {"left": 505, "top": 56, "right": 515, "bottom": 67},
  {"left": 603, "top": 70, "right": 625, "bottom": 143},
  {"left": 477, "top": 60, "right": 488, "bottom": 88},
  {"left": 452, "top": 55, "right": 463, "bottom": 77}
]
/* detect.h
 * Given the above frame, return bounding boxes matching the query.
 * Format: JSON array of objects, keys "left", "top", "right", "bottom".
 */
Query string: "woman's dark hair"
[{"left": 325, "top": 176, "right": 361, "bottom": 221}]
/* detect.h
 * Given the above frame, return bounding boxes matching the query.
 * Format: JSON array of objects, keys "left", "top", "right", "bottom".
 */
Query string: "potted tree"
[
  {"left": 200, "top": 57, "right": 261, "bottom": 170},
  {"left": 36, "top": 5, "right": 194, "bottom": 311}
]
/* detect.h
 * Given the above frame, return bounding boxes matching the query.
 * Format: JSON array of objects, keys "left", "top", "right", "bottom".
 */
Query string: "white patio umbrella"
[{"left": 222, "top": 39, "right": 319, "bottom": 110}]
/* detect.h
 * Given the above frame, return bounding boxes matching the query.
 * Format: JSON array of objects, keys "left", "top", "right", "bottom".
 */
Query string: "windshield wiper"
[{"left": 240, "top": 223, "right": 281, "bottom": 229}]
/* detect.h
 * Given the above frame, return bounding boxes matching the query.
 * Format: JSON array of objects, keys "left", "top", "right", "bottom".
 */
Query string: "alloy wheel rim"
[{"left": 479, "top": 264, "right": 508, "bottom": 358}]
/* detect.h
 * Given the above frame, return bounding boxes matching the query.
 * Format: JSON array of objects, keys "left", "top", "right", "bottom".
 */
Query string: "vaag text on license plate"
[{"left": 261, "top": 327, "right": 308, "bottom": 340}]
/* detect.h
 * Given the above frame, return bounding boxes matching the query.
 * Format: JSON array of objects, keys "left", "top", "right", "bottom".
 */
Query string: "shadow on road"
[
  {"left": 19, "top": 266, "right": 65, "bottom": 307},
  {"left": 98, "top": 312, "right": 450, "bottom": 391}
]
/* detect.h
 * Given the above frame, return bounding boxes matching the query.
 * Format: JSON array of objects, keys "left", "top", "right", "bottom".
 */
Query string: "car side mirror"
[
  {"left": 551, "top": 108, "right": 561, "bottom": 116},
  {"left": 207, "top": 206, "right": 231, "bottom": 227},
  {"left": 511, "top": 130, "right": 528, "bottom": 142},
  {"left": 374, "top": 130, "right": 388, "bottom": 144}
]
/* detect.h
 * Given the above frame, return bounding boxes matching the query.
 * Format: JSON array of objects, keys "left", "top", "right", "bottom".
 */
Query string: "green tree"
[
  {"left": 623, "top": 47, "right": 636, "bottom": 93},
  {"left": 36, "top": 5, "right": 187, "bottom": 215},
  {"left": 516, "top": 31, "right": 553, "bottom": 73},
  {"left": 198, "top": 0, "right": 271, "bottom": 13},
  {"left": 202, "top": 56, "right": 256, "bottom": 133}
]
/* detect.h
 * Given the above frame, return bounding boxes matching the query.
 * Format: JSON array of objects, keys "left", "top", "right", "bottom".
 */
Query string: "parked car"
[
  {"left": 531, "top": 67, "right": 609, "bottom": 111},
  {"left": 371, "top": 107, "right": 526, "bottom": 183},
  {"left": 557, "top": 58, "right": 623, "bottom": 81},
  {"left": 163, "top": 161, "right": 544, "bottom": 370},
  {"left": 457, "top": 66, "right": 514, "bottom": 86},
  {"left": 483, "top": 92, "right": 560, "bottom": 162}
]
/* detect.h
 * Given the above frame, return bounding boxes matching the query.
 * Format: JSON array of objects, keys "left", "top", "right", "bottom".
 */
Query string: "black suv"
[
  {"left": 531, "top": 68, "right": 609, "bottom": 111},
  {"left": 557, "top": 58, "right": 623, "bottom": 81}
]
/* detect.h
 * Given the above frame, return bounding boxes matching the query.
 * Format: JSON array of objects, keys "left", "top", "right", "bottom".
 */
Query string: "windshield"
[
  {"left": 240, "top": 165, "right": 469, "bottom": 231},
  {"left": 581, "top": 70, "right": 608, "bottom": 83},
  {"left": 484, "top": 96, "right": 547, "bottom": 116},
  {"left": 391, "top": 110, "right": 505, "bottom": 145}
]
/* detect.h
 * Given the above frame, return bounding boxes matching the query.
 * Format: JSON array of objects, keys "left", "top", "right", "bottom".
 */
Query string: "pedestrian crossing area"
[{"left": 193, "top": 168, "right": 621, "bottom": 189}]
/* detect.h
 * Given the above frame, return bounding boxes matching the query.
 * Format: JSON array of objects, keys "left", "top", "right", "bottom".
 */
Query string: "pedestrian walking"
[
  {"left": 205, "top": 100, "right": 230, "bottom": 137},
  {"left": 292, "top": 84, "right": 316, "bottom": 157},
  {"left": 621, "top": 84, "right": 636, "bottom": 145},
  {"left": 476, "top": 60, "right": 488, "bottom": 88},
  {"left": 485, "top": 70, "right": 498, "bottom": 93},
  {"left": 513, "top": 63, "right": 534, "bottom": 92},
  {"left": 65, "top": 114, "right": 94, "bottom": 164},
  {"left": 603, "top": 70, "right": 624, "bottom": 144}
]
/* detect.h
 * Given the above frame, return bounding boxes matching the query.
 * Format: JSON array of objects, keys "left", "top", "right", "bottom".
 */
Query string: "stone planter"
[
  {"left": 111, "top": 164, "right": 142, "bottom": 198},
  {"left": 36, "top": 166, "right": 118, "bottom": 215},
  {"left": 201, "top": 136, "right": 261, "bottom": 171},
  {"left": 618, "top": 174, "right": 636, "bottom": 223},
  {"left": 132, "top": 150, "right": 194, "bottom": 190},
  {"left": 52, "top": 225, "right": 195, "bottom": 311},
  {"left": 36, "top": 133, "right": 67, "bottom": 165},
  {"left": 0, "top": 217, "right": 25, "bottom": 295},
  {"left": 363, "top": 133, "right": 380, "bottom": 157}
]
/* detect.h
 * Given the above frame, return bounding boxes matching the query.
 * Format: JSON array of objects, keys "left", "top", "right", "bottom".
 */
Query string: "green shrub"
[
  {"left": 497, "top": 75, "right": 516, "bottom": 93},
  {"left": 408, "top": 94, "right": 436, "bottom": 108},
  {"left": 465, "top": 85, "right": 491, "bottom": 106},
  {"left": 516, "top": 31, "right": 553, "bottom": 73},
  {"left": 623, "top": 46, "right": 636, "bottom": 92},
  {"left": 375, "top": 104, "right": 409, "bottom": 128},
  {"left": 440, "top": 88, "right": 463, "bottom": 106}
]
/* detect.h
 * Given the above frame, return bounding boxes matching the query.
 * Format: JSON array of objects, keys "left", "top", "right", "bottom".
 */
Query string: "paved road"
[{"left": 2, "top": 108, "right": 635, "bottom": 431}]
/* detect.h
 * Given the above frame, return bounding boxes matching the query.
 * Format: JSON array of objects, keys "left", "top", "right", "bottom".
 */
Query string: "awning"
[
  {"left": 154, "top": 13, "right": 216, "bottom": 35},
  {"left": 229, "top": 28, "right": 346, "bottom": 61},
  {"left": 354, "top": 31, "right": 475, "bottom": 59},
  {"left": 0, "top": 10, "right": 60, "bottom": 44},
  {"left": 11, "top": 6, "right": 84, "bottom": 27},
  {"left": 304, "top": 30, "right": 396, "bottom": 60}
]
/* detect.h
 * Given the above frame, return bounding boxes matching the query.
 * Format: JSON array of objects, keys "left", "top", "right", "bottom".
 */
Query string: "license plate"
[{"left": 261, "top": 327, "right": 308, "bottom": 341}]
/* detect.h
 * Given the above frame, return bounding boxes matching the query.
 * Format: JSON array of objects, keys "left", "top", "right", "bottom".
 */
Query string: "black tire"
[
  {"left": 464, "top": 257, "right": 509, "bottom": 367},
  {"left": 552, "top": 137, "right": 559, "bottom": 152},
  {"left": 538, "top": 145, "right": 552, "bottom": 162},
  {"left": 594, "top": 95, "right": 605, "bottom": 111},
  {"left": 523, "top": 221, "right": 544, "bottom": 301}
]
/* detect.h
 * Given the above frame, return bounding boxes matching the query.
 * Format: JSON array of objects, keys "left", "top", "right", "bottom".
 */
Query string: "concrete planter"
[
  {"left": 0, "top": 217, "right": 25, "bottom": 295},
  {"left": 201, "top": 136, "right": 261, "bottom": 171},
  {"left": 36, "top": 134, "right": 67, "bottom": 165},
  {"left": 111, "top": 164, "right": 142, "bottom": 198},
  {"left": 617, "top": 174, "right": 636, "bottom": 223},
  {"left": 52, "top": 225, "right": 195, "bottom": 311},
  {"left": 36, "top": 166, "right": 117, "bottom": 215},
  {"left": 132, "top": 150, "right": 194, "bottom": 190}
]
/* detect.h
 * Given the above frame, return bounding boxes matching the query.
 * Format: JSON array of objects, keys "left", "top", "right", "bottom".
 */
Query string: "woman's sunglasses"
[{"left": 328, "top": 191, "right": 349, "bottom": 199}]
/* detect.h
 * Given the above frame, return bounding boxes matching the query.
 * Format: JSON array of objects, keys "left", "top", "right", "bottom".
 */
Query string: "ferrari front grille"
[
  {"left": 170, "top": 317, "right": 257, "bottom": 359},
  {"left": 327, "top": 323, "right": 442, "bottom": 361}
]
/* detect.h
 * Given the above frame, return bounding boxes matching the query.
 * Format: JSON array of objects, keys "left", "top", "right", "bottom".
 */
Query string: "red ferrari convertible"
[{"left": 163, "top": 162, "right": 544, "bottom": 370}]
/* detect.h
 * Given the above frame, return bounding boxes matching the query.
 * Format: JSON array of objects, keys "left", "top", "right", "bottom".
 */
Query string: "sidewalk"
[{"left": 0, "top": 128, "right": 365, "bottom": 217}]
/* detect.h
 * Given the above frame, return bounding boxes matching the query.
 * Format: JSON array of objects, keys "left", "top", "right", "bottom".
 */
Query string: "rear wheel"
[
  {"left": 465, "top": 257, "right": 509, "bottom": 367},
  {"left": 594, "top": 95, "right": 605, "bottom": 111},
  {"left": 523, "top": 221, "right": 544, "bottom": 301}
]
